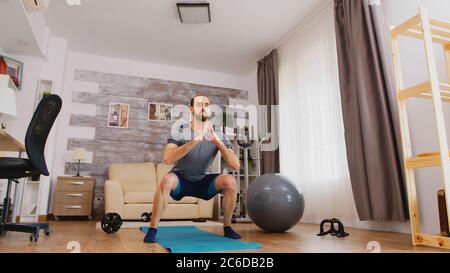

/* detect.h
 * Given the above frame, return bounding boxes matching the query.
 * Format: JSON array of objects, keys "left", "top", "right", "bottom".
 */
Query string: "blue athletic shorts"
[{"left": 170, "top": 171, "right": 222, "bottom": 201}]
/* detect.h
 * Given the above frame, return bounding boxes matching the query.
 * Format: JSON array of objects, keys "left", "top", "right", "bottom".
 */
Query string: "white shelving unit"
[
  {"left": 390, "top": 7, "right": 450, "bottom": 250},
  {"left": 215, "top": 140, "right": 260, "bottom": 221},
  {"left": 215, "top": 99, "right": 260, "bottom": 221},
  {"left": 18, "top": 168, "right": 41, "bottom": 223}
]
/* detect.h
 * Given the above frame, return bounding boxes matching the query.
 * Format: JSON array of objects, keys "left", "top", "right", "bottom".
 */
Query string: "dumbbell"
[
  {"left": 101, "top": 213, "right": 123, "bottom": 234},
  {"left": 101, "top": 212, "right": 152, "bottom": 234},
  {"left": 140, "top": 212, "right": 152, "bottom": 222}
]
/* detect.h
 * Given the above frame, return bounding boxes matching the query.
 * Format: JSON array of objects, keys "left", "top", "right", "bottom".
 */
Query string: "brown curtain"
[
  {"left": 257, "top": 50, "right": 280, "bottom": 174},
  {"left": 334, "top": 0, "right": 408, "bottom": 221}
]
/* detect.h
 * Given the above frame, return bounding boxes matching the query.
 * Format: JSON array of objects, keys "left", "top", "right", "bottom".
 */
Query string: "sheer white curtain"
[{"left": 278, "top": 4, "right": 359, "bottom": 225}]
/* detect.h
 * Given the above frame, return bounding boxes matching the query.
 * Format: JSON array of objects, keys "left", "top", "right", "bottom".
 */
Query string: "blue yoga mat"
[{"left": 140, "top": 226, "right": 262, "bottom": 253}]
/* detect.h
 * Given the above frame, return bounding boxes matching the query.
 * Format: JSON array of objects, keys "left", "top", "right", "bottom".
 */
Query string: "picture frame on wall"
[
  {"left": 148, "top": 102, "right": 172, "bottom": 122},
  {"left": 0, "top": 55, "right": 23, "bottom": 90},
  {"left": 107, "top": 102, "right": 130, "bottom": 129}
]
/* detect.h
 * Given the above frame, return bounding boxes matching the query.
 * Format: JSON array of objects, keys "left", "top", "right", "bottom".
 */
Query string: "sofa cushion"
[
  {"left": 122, "top": 204, "right": 200, "bottom": 220},
  {"left": 124, "top": 192, "right": 198, "bottom": 204},
  {"left": 122, "top": 180, "right": 155, "bottom": 194},
  {"left": 124, "top": 192, "right": 155, "bottom": 204},
  {"left": 109, "top": 162, "right": 157, "bottom": 191}
]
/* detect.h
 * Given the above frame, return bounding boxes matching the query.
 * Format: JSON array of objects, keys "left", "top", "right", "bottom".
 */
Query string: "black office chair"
[{"left": 0, "top": 94, "right": 62, "bottom": 242}]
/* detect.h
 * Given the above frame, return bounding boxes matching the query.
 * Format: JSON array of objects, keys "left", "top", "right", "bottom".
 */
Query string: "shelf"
[
  {"left": 391, "top": 7, "right": 450, "bottom": 250},
  {"left": 391, "top": 15, "right": 450, "bottom": 45},
  {"left": 415, "top": 233, "right": 450, "bottom": 249},
  {"left": 406, "top": 155, "right": 443, "bottom": 169},
  {"left": 397, "top": 81, "right": 450, "bottom": 102},
  {"left": 0, "top": 74, "right": 19, "bottom": 91},
  {"left": 406, "top": 151, "right": 450, "bottom": 169}
]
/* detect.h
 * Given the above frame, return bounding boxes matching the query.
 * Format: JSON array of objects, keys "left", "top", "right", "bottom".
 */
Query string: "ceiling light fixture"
[
  {"left": 177, "top": 2, "right": 211, "bottom": 24},
  {"left": 66, "top": 0, "right": 81, "bottom": 6}
]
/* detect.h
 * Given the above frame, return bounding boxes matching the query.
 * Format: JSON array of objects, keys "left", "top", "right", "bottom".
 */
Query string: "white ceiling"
[
  {"left": 43, "top": 0, "right": 324, "bottom": 76},
  {"left": 0, "top": 0, "right": 44, "bottom": 56}
]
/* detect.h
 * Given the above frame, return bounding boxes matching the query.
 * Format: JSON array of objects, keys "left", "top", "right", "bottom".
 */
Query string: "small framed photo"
[
  {"left": 107, "top": 102, "right": 129, "bottom": 129},
  {"left": 148, "top": 102, "right": 172, "bottom": 122},
  {"left": 0, "top": 55, "right": 23, "bottom": 90}
]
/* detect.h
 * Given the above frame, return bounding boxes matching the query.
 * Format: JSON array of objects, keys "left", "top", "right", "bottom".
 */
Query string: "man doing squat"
[{"left": 143, "top": 95, "right": 241, "bottom": 243}]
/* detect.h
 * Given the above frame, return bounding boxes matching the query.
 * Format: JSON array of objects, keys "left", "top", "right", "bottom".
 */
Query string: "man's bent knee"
[
  {"left": 159, "top": 173, "right": 178, "bottom": 191},
  {"left": 221, "top": 175, "right": 237, "bottom": 192}
]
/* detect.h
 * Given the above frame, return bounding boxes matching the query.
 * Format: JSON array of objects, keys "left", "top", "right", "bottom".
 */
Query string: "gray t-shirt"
[{"left": 168, "top": 124, "right": 233, "bottom": 181}]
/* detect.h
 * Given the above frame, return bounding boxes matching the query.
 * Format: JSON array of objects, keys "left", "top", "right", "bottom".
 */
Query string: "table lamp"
[
  {"left": 0, "top": 86, "right": 17, "bottom": 129},
  {"left": 72, "top": 148, "right": 86, "bottom": 177}
]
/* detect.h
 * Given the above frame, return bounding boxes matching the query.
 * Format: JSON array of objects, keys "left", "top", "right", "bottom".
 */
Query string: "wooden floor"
[{"left": 0, "top": 220, "right": 448, "bottom": 253}]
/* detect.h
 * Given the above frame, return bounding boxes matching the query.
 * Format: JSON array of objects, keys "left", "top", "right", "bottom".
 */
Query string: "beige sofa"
[{"left": 104, "top": 162, "right": 214, "bottom": 220}]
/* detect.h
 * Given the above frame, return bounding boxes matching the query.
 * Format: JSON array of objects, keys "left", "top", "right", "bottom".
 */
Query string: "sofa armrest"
[
  {"left": 104, "top": 180, "right": 124, "bottom": 216},
  {"left": 198, "top": 198, "right": 214, "bottom": 219}
]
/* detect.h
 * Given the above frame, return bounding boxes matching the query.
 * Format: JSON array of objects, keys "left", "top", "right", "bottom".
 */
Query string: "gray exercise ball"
[{"left": 246, "top": 174, "right": 305, "bottom": 233}]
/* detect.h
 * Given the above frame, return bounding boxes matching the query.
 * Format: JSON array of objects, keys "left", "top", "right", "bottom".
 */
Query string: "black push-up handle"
[{"left": 317, "top": 218, "right": 349, "bottom": 238}]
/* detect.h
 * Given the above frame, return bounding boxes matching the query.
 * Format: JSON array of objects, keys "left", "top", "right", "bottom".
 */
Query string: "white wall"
[
  {"left": 383, "top": 0, "right": 450, "bottom": 234},
  {"left": 48, "top": 51, "right": 253, "bottom": 212},
  {"left": 1, "top": 36, "right": 68, "bottom": 219},
  {"left": 241, "top": 68, "right": 259, "bottom": 106},
  {"left": 3, "top": 55, "right": 44, "bottom": 140},
  {"left": 1, "top": 53, "right": 44, "bottom": 218},
  {"left": 5, "top": 36, "right": 68, "bottom": 139},
  {"left": 26, "top": 11, "right": 50, "bottom": 56},
  {"left": 36, "top": 37, "right": 68, "bottom": 217},
  {"left": 0, "top": 0, "right": 49, "bottom": 56}
]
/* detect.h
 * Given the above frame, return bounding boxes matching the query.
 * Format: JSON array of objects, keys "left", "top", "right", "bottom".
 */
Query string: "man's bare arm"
[
  {"left": 163, "top": 135, "right": 202, "bottom": 165},
  {"left": 205, "top": 126, "right": 240, "bottom": 171},
  {"left": 217, "top": 142, "right": 240, "bottom": 171}
]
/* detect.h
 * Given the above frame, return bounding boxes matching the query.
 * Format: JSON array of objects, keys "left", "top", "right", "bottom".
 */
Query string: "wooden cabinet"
[{"left": 54, "top": 176, "right": 95, "bottom": 220}]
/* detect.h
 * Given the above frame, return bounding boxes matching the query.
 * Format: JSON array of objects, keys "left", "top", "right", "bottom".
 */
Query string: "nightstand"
[{"left": 54, "top": 176, "right": 95, "bottom": 220}]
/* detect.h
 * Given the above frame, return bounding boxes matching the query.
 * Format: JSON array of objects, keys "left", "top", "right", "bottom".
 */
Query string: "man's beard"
[{"left": 194, "top": 113, "right": 209, "bottom": 122}]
